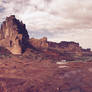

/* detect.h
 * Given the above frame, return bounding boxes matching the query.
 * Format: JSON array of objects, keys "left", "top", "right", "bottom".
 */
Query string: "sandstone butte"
[{"left": 0, "top": 15, "right": 29, "bottom": 54}]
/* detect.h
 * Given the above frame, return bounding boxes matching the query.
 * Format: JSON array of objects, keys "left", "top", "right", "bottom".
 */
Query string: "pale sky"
[{"left": 0, "top": 0, "right": 92, "bottom": 49}]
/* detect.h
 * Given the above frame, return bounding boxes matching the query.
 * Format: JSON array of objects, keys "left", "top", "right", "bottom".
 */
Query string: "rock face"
[
  {"left": 48, "top": 41, "right": 83, "bottom": 57},
  {"left": 0, "top": 15, "right": 29, "bottom": 54},
  {"left": 30, "top": 37, "right": 83, "bottom": 56},
  {"left": 29, "top": 37, "right": 92, "bottom": 59},
  {"left": 29, "top": 37, "right": 48, "bottom": 49},
  {"left": 58, "top": 41, "right": 83, "bottom": 56}
]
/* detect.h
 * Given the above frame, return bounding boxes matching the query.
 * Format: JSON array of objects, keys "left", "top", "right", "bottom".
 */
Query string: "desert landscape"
[{"left": 0, "top": 15, "right": 91, "bottom": 92}]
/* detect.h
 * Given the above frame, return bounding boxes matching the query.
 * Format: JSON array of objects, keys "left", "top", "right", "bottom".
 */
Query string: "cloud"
[{"left": 0, "top": 0, "right": 92, "bottom": 49}]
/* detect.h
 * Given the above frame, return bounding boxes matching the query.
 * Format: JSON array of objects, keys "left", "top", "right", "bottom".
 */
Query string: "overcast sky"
[{"left": 0, "top": 0, "right": 92, "bottom": 49}]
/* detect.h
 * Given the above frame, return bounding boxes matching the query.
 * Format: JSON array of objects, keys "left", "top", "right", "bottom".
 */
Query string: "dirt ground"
[{"left": 0, "top": 56, "right": 91, "bottom": 92}]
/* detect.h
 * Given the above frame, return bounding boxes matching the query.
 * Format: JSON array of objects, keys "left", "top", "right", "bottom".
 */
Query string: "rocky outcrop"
[
  {"left": 0, "top": 15, "right": 29, "bottom": 54},
  {"left": 48, "top": 41, "right": 82, "bottom": 57},
  {"left": 29, "top": 37, "right": 92, "bottom": 58},
  {"left": 58, "top": 41, "right": 83, "bottom": 56},
  {"left": 30, "top": 37, "right": 83, "bottom": 56},
  {"left": 29, "top": 37, "right": 48, "bottom": 49}
]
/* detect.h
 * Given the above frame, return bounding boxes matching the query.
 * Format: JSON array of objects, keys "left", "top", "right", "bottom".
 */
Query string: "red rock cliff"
[{"left": 0, "top": 15, "right": 29, "bottom": 54}]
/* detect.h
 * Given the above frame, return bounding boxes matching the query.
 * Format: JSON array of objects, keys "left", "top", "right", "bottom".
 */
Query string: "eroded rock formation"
[
  {"left": 29, "top": 37, "right": 48, "bottom": 48},
  {"left": 0, "top": 15, "right": 29, "bottom": 54},
  {"left": 58, "top": 41, "right": 83, "bottom": 56},
  {"left": 30, "top": 37, "right": 83, "bottom": 57}
]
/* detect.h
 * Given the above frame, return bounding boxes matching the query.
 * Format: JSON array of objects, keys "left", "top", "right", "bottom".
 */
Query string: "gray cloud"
[{"left": 0, "top": 6, "right": 5, "bottom": 13}]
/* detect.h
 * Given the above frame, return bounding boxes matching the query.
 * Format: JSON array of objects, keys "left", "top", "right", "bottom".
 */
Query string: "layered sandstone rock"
[
  {"left": 59, "top": 41, "right": 83, "bottom": 56},
  {"left": 29, "top": 37, "right": 48, "bottom": 48},
  {"left": 46, "top": 40, "right": 83, "bottom": 57},
  {"left": 30, "top": 37, "right": 92, "bottom": 57},
  {"left": 0, "top": 15, "right": 29, "bottom": 54},
  {"left": 29, "top": 37, "right": 83, "bottom": 57}
]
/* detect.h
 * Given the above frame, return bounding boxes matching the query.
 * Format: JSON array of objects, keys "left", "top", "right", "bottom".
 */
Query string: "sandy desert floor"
[{"left": 0, "top": 56, "right": 91, "bottom": 92}]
